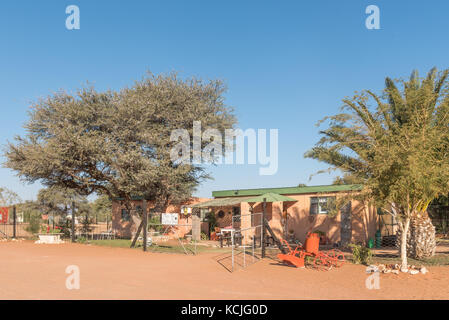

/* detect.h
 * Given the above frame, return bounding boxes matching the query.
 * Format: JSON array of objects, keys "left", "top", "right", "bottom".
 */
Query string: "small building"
[
  {"left": 111, "top": 184, "right": 378, "bottom": 245},
  {"left": 111, "top": 197, "right": 210, "bottom": 239},
  {"left": 193, "top": 184, "right": 377, "bottom": 246}
]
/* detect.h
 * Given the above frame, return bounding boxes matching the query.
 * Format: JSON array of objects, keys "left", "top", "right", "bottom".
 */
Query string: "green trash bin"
[
  {"left": 368, "top": 238, "right": 374, "bottom": 248},
  {"left": 375, "top": 230, "right": 382, "bottom": 248}
]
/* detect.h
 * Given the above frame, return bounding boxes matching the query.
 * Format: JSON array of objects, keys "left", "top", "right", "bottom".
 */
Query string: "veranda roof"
[
  {"left": 191, "top": 192, "right": 297, "bottom": 208},
  {"left": 245, "top": 192, "right": 297, "bottom": 203},
  {"left": 191, "top": 196, "right": 254, "bottom": 208}
]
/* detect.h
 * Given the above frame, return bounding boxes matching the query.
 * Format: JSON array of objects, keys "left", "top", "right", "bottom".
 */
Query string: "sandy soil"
[{"left": 1, "top": 241, "right": 449, "bottom": 300}]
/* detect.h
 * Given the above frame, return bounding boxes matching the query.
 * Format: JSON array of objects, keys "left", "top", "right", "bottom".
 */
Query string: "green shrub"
[
  {"left": 26, "top": 214, "right": 41, "bottom": 234},
  {"left": 349, "top": 243, "right": 373, "bottom": 265},
  {"left": 56, "top": 219, "right": 72, "bottom": 238},
  {"left": 77, "top": 236, "right": 87, "bottom": 244},
  {"left": 148, "top": 216, "right": 164, "bottom": 233},
  {"left": 205, "top": 211, "right": 217, "bottom": 233},
  {"left": 200, "top": 232, "right": 208, "bottom": 241}
]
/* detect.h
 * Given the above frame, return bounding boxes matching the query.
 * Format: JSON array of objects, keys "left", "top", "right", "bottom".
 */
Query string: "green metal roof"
[
  {"left": 245, "top": 193, "right": 297, "bottom": 203},
  {"left": 212, "top": 184, "right": 362, "bottom": 198},
  {"left": 191, "top": 196, "right": 254, "bottom": 208}
]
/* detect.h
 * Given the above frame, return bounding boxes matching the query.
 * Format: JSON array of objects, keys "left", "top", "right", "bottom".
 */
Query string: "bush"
[
  {"left": 148, "top": 216, "right": 164, "bottom": 233},
  {"left": 201, "top": 232, "right": 208, "bottom": 241},
  {"left": 349, "top": 243, "right": 373, "bottom": 265},
  {"left": 26, "top": 213, "right": 41, "bottom": 234},
  {"left": 77, "top": 236, "right": 87, "bottom": 244},
  {"left": 80, "top": 215, "right": 93, "bottom": 233},
  {"left": 56, "top": 219, "right": 72, "bottom": 238},
  {"left": 205, "top": 211, "right": 217, "bottom": 233}
]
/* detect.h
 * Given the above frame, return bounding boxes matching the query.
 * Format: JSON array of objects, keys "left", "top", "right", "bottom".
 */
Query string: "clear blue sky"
[{"left": 0, "top": 0, "right": 448, "bottom": 201}]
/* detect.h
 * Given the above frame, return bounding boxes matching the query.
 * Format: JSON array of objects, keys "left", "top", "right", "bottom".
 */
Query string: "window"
[
  {"left": 310, "top": 197, "right": 336, "bottom": 215},
  {"left": 121, "top": 209, "right": 131, "bottom": 221},
  {"left": 199, "top": 208, "right": 209, "bottom": 222},
  {"left": 232, "top": 207, "right": 241, "bottom": 222}
]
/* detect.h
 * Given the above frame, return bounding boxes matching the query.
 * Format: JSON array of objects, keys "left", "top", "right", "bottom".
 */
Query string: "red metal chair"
[{"left": 277, "top": 239, "right": 306, "bottom": 268}]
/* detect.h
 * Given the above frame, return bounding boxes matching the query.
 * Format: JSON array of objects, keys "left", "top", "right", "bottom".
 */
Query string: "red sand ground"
[{"left": 1, "top": 241, "right": 449, "bottom": 299}]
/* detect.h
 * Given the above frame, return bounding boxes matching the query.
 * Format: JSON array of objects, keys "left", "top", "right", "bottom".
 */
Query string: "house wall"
[
  {"left": 111, "top": 197, "right": 210, "bottom": 239},
  {"left": 217, "top": 192, "right": 378, "bottom": 246},
  {"left": 282, "top": 192, "right": 377, "bottom": 245},
  {"left": 111, "top": 191, "right": 378, "bottom": 245}
]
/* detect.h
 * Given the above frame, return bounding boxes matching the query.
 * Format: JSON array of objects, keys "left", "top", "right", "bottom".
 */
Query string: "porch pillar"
[
  {"left": 240, "top": 202, "right": 252, "bottom": 245},
  {"left": 271, "top": 201, "right": 284, "bottom": 240}
]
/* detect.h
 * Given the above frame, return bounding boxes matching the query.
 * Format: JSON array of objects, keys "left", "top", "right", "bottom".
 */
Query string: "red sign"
[{"left": 0, "top": 207, "right": 9, "bottom": 223}]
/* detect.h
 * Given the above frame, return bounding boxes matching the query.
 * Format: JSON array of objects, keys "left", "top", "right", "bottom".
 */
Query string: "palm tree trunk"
[{"left": 400, "top": 217, "right": 410, "bottom": 271}]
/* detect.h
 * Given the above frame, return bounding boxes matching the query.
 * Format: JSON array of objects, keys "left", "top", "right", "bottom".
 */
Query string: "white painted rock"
[
  {"left": 420, "top": 267, "right": 428, "bottom": 274},
  {"left": 391, "top": 270, "right": 400, "bottom": 275},
  {"left": 365, "top": 265, "right": 379, "bottom": 273},
  {"left": 410, "top": 270, "right": 419, "bottom": 275}
]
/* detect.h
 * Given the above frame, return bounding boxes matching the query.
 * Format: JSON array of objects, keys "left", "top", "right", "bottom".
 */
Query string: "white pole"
[
  {"left": 231, "top": 230, "right": 234, "bottom": 272},
  {"left": 252, "top": 233, "right": 255, "bottom": 263},
  {"left": 243, "top": 244, "right": 246, "bottom": 267}
]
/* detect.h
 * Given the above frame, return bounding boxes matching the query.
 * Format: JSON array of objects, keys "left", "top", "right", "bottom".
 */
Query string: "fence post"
[
  {"left": 12, "top": 206, "right": 17, "bottom": 239},
  {"left": 142, "top": 199, "right": 147, "bottom": 252},
  {"left": 71, "top": 201, "right": 76, "bottom": 243},
  {"left": 192, "top": 215, "right": 201, "bottom": 242},
  {"left": 261, "top": 198, "right": 266, "bottom": 258}
]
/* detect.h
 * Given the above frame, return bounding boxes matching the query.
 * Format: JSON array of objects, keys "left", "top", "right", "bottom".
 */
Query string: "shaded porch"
[{"left": 192, "top": 193, "right": 297, "bottom": 247}]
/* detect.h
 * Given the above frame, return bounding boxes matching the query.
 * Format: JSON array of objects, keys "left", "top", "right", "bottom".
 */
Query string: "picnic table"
[{"left": 219, "top": 227, "right": 243, "bottom": 247}]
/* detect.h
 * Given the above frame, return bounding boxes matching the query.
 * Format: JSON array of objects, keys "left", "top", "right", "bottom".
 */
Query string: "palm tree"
[{"left": 305, "top": 68, "right": 449, "bottom": 269}]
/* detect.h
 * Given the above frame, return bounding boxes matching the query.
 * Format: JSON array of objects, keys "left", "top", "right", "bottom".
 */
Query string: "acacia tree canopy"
[{"left": 4, "top": 72, "right": 236, "bottom": 210}]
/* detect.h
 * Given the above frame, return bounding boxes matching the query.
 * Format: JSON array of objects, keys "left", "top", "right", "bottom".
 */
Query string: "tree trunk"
[
  {"left": 397, "top": 212, "right": 436, "bottom": 261},
  {"left": 408, "top": 212, "right": 436, "bottom": 259},
  {"left": 399, "top": 218, "right": 410, "bottom": 271}
]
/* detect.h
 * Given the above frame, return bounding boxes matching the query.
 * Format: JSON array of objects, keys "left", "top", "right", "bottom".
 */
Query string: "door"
[{"left": 340, "top": 201, "right": 352, "bottom": 247}]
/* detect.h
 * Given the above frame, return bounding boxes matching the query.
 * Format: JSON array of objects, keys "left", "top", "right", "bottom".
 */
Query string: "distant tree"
[
  {"left": 305, "top": 68, "right": 449, "bottom": 270},
  {"left": 297, "top": 183, "right": 307, "bottom": 187},
  {"left": 36, "top": 187, "right": 90, "bottom": 218},
  {"left": 91, "top": 195, "right": 112, "bottom": 223},
  {"left": 0, "top": 187, "right": 21, "bottom": 207}
]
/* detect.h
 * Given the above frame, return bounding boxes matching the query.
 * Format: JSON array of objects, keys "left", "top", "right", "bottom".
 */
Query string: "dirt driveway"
[{"left": 1, "top": 241, "right": 448, "bottom": 299}]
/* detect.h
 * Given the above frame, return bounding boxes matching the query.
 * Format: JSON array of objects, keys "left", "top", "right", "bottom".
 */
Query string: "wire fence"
[
  {"left": 214, "top": 212, "right": 266, "bottom": 272},
  {"left": 144, "top": 216, "right": 198, "bottom": 255},
  {"left": 0, "top": 223, "right": 33, "bottom": 239}
]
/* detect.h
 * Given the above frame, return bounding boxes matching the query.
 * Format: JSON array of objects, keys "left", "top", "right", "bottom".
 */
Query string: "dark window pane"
[
  {"left": 121, "top": 209, "right": 130, "bottom": 221},
  {"left": 310, "top": 202, "right": 318, "bottom": 215}
]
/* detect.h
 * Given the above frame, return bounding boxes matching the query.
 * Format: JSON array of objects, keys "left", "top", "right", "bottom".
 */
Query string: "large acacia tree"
[
  {"left": 305, "top": 68, "right": 449, "bottom": 270},
  {"left": 4, "top": 72, "right": 236, "bottom": 224}
]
